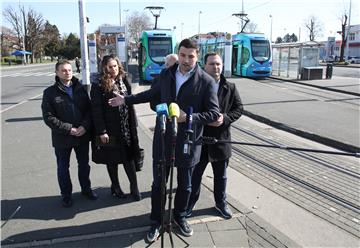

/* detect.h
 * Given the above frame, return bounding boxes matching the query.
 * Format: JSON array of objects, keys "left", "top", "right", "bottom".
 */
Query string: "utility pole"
[
  {"left": 269, "top": 15, "right": 273, "bottom": 43},
  {"left": 181, "top": 22, "right": 184, "bottom": 40},
  {"left": 345, "top": 0, "right": 352, "bottom": 60},
  {"left": 119, "top": 0, "right": 122, "bottom": 26},
  {"left": 78, "top": 0, "right": 90, "bottom": 90},
  {"left": 198, "top": 11, "right": 202, "bottom": 40},
  {"left": 18, "top": 0, "right": 26, "bottom": 65}
]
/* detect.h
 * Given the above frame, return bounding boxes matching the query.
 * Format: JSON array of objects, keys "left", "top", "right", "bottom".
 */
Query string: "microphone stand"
[
  {"left": 158, "top": 116, "right": 166, "bottom": 248},
  {"left": 163, "top": 130, "right": 189, "bottom": 248},
  {"left": 201, "top": 137, "right": 359, "bottom": 157}
]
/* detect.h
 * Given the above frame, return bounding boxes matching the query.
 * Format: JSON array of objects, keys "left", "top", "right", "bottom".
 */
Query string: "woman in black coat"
[{"left": 90, "top": 54, "right": 141, "bottom": 201}]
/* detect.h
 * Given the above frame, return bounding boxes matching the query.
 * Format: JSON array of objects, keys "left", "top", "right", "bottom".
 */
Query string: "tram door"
[{"left": 232, "top": 45, "right": 239, "bottom": 75}]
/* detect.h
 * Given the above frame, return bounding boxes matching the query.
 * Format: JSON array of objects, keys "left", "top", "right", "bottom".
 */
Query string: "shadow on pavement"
[
  {"left": 5, "top": 116, "right": 43, "bottom": 122},
  {"left": 1, "top": 188, "right": 151, "bottom": 222}
]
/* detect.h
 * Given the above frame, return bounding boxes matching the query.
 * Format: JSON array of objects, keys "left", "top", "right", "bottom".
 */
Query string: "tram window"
[
  {"left": 241, "top": 47, "right": 250, "bottom": 64},
  {"left": 148, "top": 37, "right": 172, "bottom": 62},
  {"left": 251, "top": 40, "right": 270, "bottom": 62}
]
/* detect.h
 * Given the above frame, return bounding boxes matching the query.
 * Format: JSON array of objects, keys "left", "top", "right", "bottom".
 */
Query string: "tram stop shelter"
[{"left": 272, "top": 41, "right": 324, "bottom": 80}]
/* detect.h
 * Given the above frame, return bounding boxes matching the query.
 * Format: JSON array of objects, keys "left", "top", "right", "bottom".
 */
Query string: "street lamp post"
[
  {"left": 198, "top": 11, "right": 202, "bottom": 40},
  {"left": 123, "top": 9, "right": 129, "bottom": 71},
  {"left": 269, "top": 15, "right": 273, "bottom": 43},
  {"left": 119, "top": 0, "right": 122, "bottom": 26},
  {"left": 181, "top": 22, "right": 184, "bottom": 40}
]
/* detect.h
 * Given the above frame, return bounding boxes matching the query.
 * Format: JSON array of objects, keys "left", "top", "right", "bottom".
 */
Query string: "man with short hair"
[
  {"left": 42, "top": 60, "right": 98, "bottom": 208},
  {"left": 187, "top": 52, "right": 243, "bottom": 219},
  {"left": 108, "top": 39, "right": 220, "bottom": 241}
]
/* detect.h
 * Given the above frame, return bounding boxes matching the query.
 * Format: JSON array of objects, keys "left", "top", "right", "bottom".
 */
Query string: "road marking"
[
  {"left": 1, "top": 72, "right": 55, "bottom": 77},
  {"left": 0, "top": 93, "right": 43, "bottom": 114}
]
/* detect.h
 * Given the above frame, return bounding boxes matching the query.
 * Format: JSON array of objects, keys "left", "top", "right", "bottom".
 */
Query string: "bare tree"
[
  {"left": 339, "top": 14, "right": 348, "bottom": 62},
  {"left": 3, "top": 6, "right": 24, "bottom": 48},
  {"left": 1, "top": 26, "right": 17, "bottom": 56},
  {"left": 127, "top": 11, "right": 152, "bottom": 44},
  {"left": 3, "top": 5, "right": 45, "bottom": 63},
  {"left": 27, "top": 9, "right": 45, "bottom": 62},
  {"left": 243, "top": 22, "right": 258, "bottom": 33},
  {"left": 303, "top": 15, "right": 323, "bottom": 41}
]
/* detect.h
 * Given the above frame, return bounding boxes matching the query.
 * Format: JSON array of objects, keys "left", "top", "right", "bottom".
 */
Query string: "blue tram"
[
  {"left": 199, "top": 33, "right": 272, "bottom": 77},
  {"left": 138, "top": 29, "right": 176, "bottom": 82}
]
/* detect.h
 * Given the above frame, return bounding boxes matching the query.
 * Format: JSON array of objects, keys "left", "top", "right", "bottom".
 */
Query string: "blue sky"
[{"left": 2, "top": 0, "right": 359, "bottom": 42}]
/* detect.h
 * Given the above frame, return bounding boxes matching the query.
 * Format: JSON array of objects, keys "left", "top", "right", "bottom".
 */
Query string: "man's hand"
[
  {"left": 178, "top": 109, "right": 186, "bottom": 123},
  {"left": 108, "top": 91, "right": 125, "bottom": 107},
  {"left": 100, "top": 133, "right": 109, "bottom": 143},
  {"left": 75, "top": 126, "right": 86, "bottom": 137},
  {"left": 70, "top": 126, "right": 86, "bottom": 137},
  {"left": 208, "top": 113, "right": 223, "bottom": 127},
  {"left": 70, "top": 127, "right": 78, "bottom": 136}
]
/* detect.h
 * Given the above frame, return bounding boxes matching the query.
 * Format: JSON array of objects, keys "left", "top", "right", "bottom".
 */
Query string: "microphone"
[
  {"left": 156, "top": 103, "right": 169, "bottom": 134},
  {"left": 168, "top": 103, "right": 180, "bottom": 137},
  {"left": 183, "top": 106, "right": 194, "bottom": 155}
]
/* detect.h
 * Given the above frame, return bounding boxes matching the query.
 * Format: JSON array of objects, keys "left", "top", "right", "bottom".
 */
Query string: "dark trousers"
[
  {"left": 106, "top": 160, "right": 138, "bottom": 193},
  {"left": 150, "top": 161, "right": 194, "bottom": 223},
  {"left": 188, "top": 158, "right": 229, "bottom": 210},
  {"left": 54, "top": 143, "right": 91, "bottom": 197}
]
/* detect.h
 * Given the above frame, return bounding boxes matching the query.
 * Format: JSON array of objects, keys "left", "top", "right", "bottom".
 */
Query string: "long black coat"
[
  {"left": 90, "top": 75, "right": 141, "bottom": 164},
  {"left": 41, "top": 76, "right": 92, "bottom": 148},
  {"left": 202, "top": 74, "right": 243, "bottom": 162},
  {"left": 126, "top": 64, "right": 220, "bottom": 168}
]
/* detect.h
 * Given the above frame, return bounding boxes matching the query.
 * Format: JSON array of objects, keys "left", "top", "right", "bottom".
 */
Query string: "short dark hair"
[
  {"left": 178, "top": 38, "right": 198, "bottom": 52},
  {"left": 55, "top": 59, "right": 71, "bottom": 71},
  {"left": 204, "top": 52, "right": 221, "bottom": 64}
]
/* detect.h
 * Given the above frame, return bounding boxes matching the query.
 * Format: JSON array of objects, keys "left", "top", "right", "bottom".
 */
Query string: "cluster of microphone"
[{"left": 155, "top": 103, "right": 193, "bottom": 156}]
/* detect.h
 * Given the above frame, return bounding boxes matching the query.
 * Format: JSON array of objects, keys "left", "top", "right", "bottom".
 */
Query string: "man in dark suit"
[
  {"left": 108, "top": 39, "right": 220, "bottom": 241},
  {"left": 186, "top": 52, "right": 243, "bottom": 219}
]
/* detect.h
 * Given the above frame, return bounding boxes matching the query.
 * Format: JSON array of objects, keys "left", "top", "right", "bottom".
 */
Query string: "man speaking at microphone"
[
  {"left": 108, "top": 39, "right": 220, "bottom": 241},
  {"left": 187, "top": 53, "right": 243, "bottom": 219}
]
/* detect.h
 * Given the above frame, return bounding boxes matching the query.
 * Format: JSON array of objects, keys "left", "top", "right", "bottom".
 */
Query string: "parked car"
[{"left": 349, "top": 56, "right": 360, "bottom": 64}]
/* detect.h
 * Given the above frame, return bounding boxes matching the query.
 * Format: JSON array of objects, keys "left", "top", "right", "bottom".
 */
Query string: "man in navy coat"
[
  {"left": 108, "top": 39, "right": 220, "bottom": 241},
  {"left": 187, "top": 52, "right": 243, "bottom": 219}
]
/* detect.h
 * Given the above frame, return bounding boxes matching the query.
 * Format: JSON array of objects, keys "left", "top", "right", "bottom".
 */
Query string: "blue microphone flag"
[{"left": 156, "top": 103, "right": 169, "bottom": 117}]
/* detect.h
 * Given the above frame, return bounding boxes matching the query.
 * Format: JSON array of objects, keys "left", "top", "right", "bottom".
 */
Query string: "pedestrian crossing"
[{"left": 1, "top": 72, "right": 56, "bottom": 78}]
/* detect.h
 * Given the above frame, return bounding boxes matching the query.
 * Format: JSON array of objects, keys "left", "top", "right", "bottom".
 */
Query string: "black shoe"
[
  {"left": 215, "top": 204, "right": 233, "bottom": 219},
  {"left": 111, "top": 185, "right": 127, "bottom": 198},
  {"left": 174, "top": 219, "right": 193, "bottom": 237},
  {"left": 62, "top": 196, "right": 73, "bottom": 208},
  {"left": 81, "top": 190, "right": 98, "bottom": 200},
  {"left": 146, "top": 223, "right": 160, "bottom": 243},
  {"left": 131, "top": 190, "right": 142, "bottom": 201}
]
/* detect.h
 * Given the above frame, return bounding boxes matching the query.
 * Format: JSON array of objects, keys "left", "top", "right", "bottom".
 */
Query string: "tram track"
[{"left": 229, "top": 123, "right": 360, "bottom": 237}]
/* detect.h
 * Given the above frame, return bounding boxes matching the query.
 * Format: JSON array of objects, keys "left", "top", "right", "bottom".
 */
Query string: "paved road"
[{"left": 235, "top": 76, "right": 360, "bottom": 151}]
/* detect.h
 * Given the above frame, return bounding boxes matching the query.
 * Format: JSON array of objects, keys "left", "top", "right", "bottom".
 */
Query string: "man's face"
[
  {"left": 204, "top": 55, "right": 222, "bottom": 82},
  {"left": 56, "top": 63, "right": 73, "bottom": 83},
  {"left": 178, "top": 46, "right": 198, "bottom": 73}
]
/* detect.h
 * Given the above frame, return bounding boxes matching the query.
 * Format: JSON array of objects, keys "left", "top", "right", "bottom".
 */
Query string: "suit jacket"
[
  {"left": 126, "top": 64, "right": 220, "bottom": 168},
  {"left": 41, "top": 76, "right": 92, "bottom": 148},
  {"left": 202, "top": 74, "right": 243, "bottom": 162}
]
